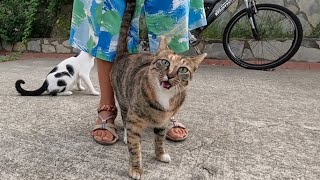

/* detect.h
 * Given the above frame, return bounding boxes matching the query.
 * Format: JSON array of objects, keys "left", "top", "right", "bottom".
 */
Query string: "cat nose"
[{"left": 167, "top": 74, "right": 175, "bottom": 79}]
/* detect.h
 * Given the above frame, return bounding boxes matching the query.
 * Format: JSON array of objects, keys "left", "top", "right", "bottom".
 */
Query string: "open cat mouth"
[{"left": 160, "top": 81, "right": 172, "bottom": 90}]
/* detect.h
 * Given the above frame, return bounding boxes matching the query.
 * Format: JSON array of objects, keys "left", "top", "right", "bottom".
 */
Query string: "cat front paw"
[
  {"left": 129, "top": 167, "right": 143, "bottom": 180},
  {"left": 78, "top": 86, "right": 85, "bottom": 91},
  {"left": 91, "top": 91, "right": 100, "bottom": 96},
  {"left": 58, "top": 91, "right": 73, "bottom": 96},
  {"left": 157, "top": 153, "right": 171, "bottom": 163}
]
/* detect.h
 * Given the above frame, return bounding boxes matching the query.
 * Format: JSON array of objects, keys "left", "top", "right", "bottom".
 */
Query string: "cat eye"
[
  {"left": 160, "top": 59, "right": 170, "bottom": 67},
  {"left": 178, "top": 67, "right": 189, "bottom": 74}
]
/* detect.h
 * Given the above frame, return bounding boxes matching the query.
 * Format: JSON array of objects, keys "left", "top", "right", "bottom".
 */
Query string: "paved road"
[{"left": 0, "top": 59, "right": 319, "bottom": 180}]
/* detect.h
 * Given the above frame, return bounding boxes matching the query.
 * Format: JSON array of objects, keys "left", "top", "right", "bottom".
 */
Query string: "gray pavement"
[{"left": 0, "top": 59, "right": 320, "bottom": 180}]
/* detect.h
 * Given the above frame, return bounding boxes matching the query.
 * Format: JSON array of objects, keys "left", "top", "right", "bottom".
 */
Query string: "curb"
[
  {"left": 202, "top": 58, "right": 320, "bottom": 71},
  {"left": 1, "top": 51, "right": 320, "bottom": 71}
]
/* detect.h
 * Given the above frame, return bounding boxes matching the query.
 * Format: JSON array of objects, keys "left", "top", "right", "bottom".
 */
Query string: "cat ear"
[
  {"left": 157, "top": 36, "right": 170, "bottom": 53},
  {"left": 192, "top": 53, "right": 207, "bottom": 69}
]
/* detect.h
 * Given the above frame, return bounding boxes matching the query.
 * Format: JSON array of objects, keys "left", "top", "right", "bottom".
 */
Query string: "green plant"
[
  {"left": 310, "top": 23, "right": 320, "bottom": 38},
  {"left": 50, "top": 14, "right": 72, "bottom": 38},
  {"left": 202, "top": 23, "right": 224, "bottom": 40},
  {"left": 0, "top": 52, "right": 22, "bottom": 62},
  {"left": 25, "top": 0, "right": 65, "bottom": 39},
  {"left": 0, "top": 0, "right": 28, "bottom": 44},
  {"left": 22, "top": 0, "right": 41, "bottom": 43},
  {"left": 0, "top": 0, "right": 73, "bottom": 44}
]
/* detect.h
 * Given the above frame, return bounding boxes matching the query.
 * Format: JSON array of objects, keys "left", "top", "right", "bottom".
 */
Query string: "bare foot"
[{"left": 167, "top": 127, "right": 188, "bottom": 140}]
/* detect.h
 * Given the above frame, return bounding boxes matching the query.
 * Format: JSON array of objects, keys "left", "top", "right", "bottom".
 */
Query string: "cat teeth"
[{"left": 160, "top": 81, "right": 172, "bottom": 89}]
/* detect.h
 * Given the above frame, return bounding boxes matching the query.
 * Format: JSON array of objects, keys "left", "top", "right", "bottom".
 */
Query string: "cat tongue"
[{"left": 161, "top": 81, "right": 171, "bottom": 89}]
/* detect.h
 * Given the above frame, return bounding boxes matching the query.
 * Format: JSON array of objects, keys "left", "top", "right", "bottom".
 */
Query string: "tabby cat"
[
  {"left": 111, "top": 1, "right": 207, "bottom": 179},
  {"left": 15, "top": 51, "right": 99, "bottom": 96}
]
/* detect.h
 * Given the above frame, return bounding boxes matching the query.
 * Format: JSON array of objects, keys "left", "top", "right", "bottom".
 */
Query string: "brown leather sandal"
[
  {"left": 91, "top": 105, "right": 119, "bottom": 145},
  {"left": 166, "top": 117, "right": 188, "bottom": 142}
]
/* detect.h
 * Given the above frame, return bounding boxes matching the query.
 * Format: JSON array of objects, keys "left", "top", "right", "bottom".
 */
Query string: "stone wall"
[
  {"left": 185, "top": 38, "right": 320, "bottom": 63},
  {"left": 0, "top": 38, "right": 79, "bottom": 54},
  {"left": 0, "top": 0, "right": 319, "bottom": 62},
  {"left": 198, "top": 0, "right": 320, "bottom": 62},
  {"left": 1, "top": 37, "right": 319, "bottom": 62}
]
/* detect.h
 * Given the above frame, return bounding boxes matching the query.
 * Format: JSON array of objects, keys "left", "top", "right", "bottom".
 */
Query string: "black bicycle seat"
[{"left": 204, "top": 0, "right": 220, "bottom": 4}]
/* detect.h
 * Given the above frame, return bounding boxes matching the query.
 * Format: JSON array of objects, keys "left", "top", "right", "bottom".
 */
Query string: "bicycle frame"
[
  {"left": 190, "top": 0, "right": 258, "bottom": 49},
  {"left": 190, "top": 0, "right": 303, "bottom": 70},
  {"left": 199, "top": 0, "right": 257, "bottom": 32}
]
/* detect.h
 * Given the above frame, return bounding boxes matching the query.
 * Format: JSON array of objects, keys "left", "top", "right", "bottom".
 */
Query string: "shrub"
[
  {"left": 0, "top": 0, "right": 73, "bottom": 44},
  {"left": 0, "top": 0, "right": 28, "bottom": 44}
]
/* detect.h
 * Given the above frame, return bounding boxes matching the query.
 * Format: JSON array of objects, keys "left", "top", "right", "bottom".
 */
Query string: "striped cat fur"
[{"left": 110, "top": 1, "right": 207, "bottom": 179}]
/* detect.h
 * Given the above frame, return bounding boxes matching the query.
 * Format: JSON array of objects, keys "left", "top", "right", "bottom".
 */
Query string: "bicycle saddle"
[{"left": 204, "top": 0, "right": 220, "bottom": 3}]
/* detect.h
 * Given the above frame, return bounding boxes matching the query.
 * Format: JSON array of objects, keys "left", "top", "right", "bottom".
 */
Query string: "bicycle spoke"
[
  {"left": 260, "top": 41, "right": 265, "bottom": 63},
  {"left": 242, "top": 48, "right": 253, "bottom": 60},
  {"left": 263, "top": 41, "right": 284, "bottom": 60},
  {"left": 267, "top": 41, "right": 286, "bottom": 56}
]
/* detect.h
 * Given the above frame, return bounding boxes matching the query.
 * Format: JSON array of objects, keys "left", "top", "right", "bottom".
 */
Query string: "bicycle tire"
[{"left": 223, "top": 4, "right": 303, "bottom": 70}]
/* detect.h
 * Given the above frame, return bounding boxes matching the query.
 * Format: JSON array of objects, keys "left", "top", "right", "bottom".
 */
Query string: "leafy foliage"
[
  {"left": 22, "top": 0, "right": 41, "bottom": 43},
  {"left": 1, "top": 0, "right": 319, "bottom": 44},
  {"left": 0, "top": 0, "right": 28, "bottom": 43},
  {"left": 0, "top": 52, "right": 22, "bottom": 62},
  {"left": 0, "top": 0, "right": 73, "bottom": 44}
]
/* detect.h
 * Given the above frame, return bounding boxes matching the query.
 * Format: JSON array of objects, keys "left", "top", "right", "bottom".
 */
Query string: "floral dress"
[{"left": 69, "top": 0, "right": 206, "bottom": 62}]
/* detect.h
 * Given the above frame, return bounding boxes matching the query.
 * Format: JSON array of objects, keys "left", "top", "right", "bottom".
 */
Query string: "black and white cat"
[{"left": 15, "top": 51, "right": 100, "bottom": 96}]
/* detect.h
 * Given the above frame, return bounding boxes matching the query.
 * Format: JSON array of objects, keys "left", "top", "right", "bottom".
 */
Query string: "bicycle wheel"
[{"left": 223, "top": 4, "right": 303, "bottom": 70}]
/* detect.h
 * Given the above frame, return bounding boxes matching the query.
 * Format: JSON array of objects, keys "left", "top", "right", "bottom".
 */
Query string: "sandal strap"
[
  {"left": 98, "top": 114, "right": 117, "bottom": 124},
  {"left": 93, "top": 122, "right": 117, "bottom": 131},
  {"left": 168, "top": 116, "right": 186, "bottom": 129},
  {"left": 97, "top": 105, "right": 117, "bottom": 113},
  {"left": 95, "top": 106, "right": 118, "bottom": 132},
  {"left": 92, "top": 123, "right": 119, "bottom": 140},
  {"left": 166, "top": 116, "right": 188, "bottom": 142}
]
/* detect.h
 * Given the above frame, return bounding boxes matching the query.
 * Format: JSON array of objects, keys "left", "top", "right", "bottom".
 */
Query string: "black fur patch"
[
  {"left": 66, "top": 64, "right": 74, "bottom": 76},
  {"left": 59, "top": 87, "right": 66, "bottom": 93},
  {"left": 49, "top": 89, "right": 59, "bottom": 96},
  {"left": 54, "top": 71, "right": 71, "bottom": 78},
  {"left": 49, "top": 67, "right": 58, "bottom": 74},
  {"left": 154, "top": 128, "right": 165, "bottom": 135},
  {"left": 57, "top": 80, "right": 67, "bottom": 87}
]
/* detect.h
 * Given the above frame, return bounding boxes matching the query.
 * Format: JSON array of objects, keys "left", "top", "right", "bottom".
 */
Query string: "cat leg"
[
  {"left": 120, "top": 106, "right": 128, "bottom": 144},
  {"left": 79, "top": 74, "right": 100, "bottom": 96},
  {"left": 57, "top": 91, "right": 73, "bottom": 96},
  {"left": 126, "top": 121, "right": 143, "bottom": 180},
  {"left": 77, "top": 79, "right": 85, "bottom": 91},
  {"left": 154, "top": 127, "right": 171, "bottom": 163},
  {"left": 123, "top": 128, "right": 127, "bottom": 144}
]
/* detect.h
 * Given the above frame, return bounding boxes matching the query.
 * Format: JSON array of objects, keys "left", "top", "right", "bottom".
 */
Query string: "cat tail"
[
  {"left": 114, "top": 0, "right": 136, "bottom": 61},
  {"left": 15, "top": 80, "right": 48, "bottom": 96}
]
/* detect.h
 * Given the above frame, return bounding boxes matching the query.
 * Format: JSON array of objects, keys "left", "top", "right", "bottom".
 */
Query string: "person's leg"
[{"left": 91, "top": 58, "right": 117, "bottom": 143}]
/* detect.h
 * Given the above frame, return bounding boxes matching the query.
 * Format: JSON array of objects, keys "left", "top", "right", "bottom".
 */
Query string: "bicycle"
[{"left": 190, "top": 0, "right": 303, "bottom": 70}]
